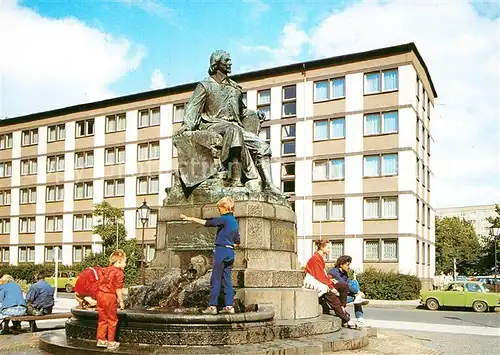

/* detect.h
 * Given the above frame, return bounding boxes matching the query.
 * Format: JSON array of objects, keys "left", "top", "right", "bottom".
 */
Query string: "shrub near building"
[{"left": 356, "top": 268, "right": 422, "bottom": 300}]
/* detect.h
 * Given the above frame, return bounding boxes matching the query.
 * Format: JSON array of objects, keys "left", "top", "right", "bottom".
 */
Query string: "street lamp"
[
  {"left": 490, "top": 227, "right": 500, "bottom": 292},
  {"left": 137, "top": 200, "right": 151, "bottom": 285}
]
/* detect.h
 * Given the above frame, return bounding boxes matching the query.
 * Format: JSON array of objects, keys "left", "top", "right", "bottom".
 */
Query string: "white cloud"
[
  {"left": 116, "top": 0, "right": 173, "bottom": 18},
  {"left": 0, "top": 0, "right": 145, "bottom": 117},
  {"left": 242, "top": 0, "right": 500, "bottom": 208},
  {"left": 150, "top": 69, "right": 166, "bottom": 89},
  {"left": 243, "top": 0, "right": 270, "bottom": 20}
]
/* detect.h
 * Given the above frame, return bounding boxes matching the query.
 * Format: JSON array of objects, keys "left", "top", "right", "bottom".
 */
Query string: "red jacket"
[
  {"left": 305, "top": 252, "right": 334, "bottom": 289},
  {"left": 74, "top": 266, "right": 102, "bottom": 299},
  {"left": 98, "top": 266, "right": 124, "bottom": 294}
]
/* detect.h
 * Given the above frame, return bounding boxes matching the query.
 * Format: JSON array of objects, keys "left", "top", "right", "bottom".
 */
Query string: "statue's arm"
[{"left": 181, "top": 83, "right": 207, "bottom": 131}]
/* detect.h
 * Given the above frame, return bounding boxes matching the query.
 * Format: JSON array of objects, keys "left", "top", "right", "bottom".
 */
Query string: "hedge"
[
  {"left": 356, "top": 268, "right": 421, "bottom": 300},
  {"left": 0, "top": 263, "right": 81, "bottom": 284}
]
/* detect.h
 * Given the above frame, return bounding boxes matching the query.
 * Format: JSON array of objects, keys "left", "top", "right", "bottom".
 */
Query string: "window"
[
  {"left": 137, "top": 176, "right": 159, "bottom": 195},
  {"left": 364, "top": 197, "right": 398, "bottom": 219},
  {"left": 145, "top": 244, "right": 156, "bottom": 262},
  {"left": 0, "top": 133, "right": 13, "bottom": 149},
  {"left": 259, "top": 127, "right": 270, "bottom": 143},
  {"left": 174, "top": 104, "right": 185, "bottom": 123},
  {"left": 137, "top": 141, "right": 160, "bottom": 161},
  {"left": 105, "top": 146, "right": 126, "bottom": 165},
  {"left": 241, "top": 93, "right": 247, "bottom": 107},
  {"left": 47, "top": 124, "right": 66, "bottom": 142},
  {"left": 328, "top": 241, "right": 344, "bottom": 261},
  {"left": 136, "top": 209, "right": 158, "bottom": 228},
  {"left": 0, "top": 190, "right": 11, "bottom": 206},
  {"left": 73, "top": 214, "right": 93, "bottom": 231},
  {"left": 1, "top": 247, "right": 9, "bottom": 262},
  {"left": 313, "top": 159, "right": 344, "bottom": 180},
  {"left": 364, "top": 241, "right": 380, "bottom": 260},
  {"left": 73, "top": 245, "right": 92, "bottom": 263},
  {"left": 282, "top": 85, "right": 296, "bottom": 117},
  {"left": 0, "top": 161, "right": 12, "bottom": 177},
  {"left": 281, "top": 163, "right": 295, "bottom": 195},
  {"left": 427, "top": 244, "right": 431, "bottom": 265},
  {"left": 314, "top": 118, "right": 345, "bottom": 140},
  {"left": 45, "top": 215, "right": 63, "bottom": 232},
  {"left": 257, "top": 89, "right": 271, "bottom": 120},
  {"left": 46, "top": 185, "right": 64, "bottom": 202},
  {"left": 104, "top": 179, "right": 125, "bottom": 197},
  {"left": 314, "top": 77, "right": 345, "bottom": 101},
  {"left": 105, "top": 113, "right": 126, "bottom": 133},
  {"left": 383, "top": 240, "right": 398, "bottom": 259},
  {"left": 364, "top": 111, "right": 398, "bottom": 135},
  {"left": 75, "top": 151, "right": 94, "bottom": 169},
  {"left": 364, "top": 69, "right": 398, "bottom": 94},
  {"left": 45, "top": 246, "right": 62, "bottom": 262},
  {"left": 19, "top": 217, "right": 36, "bottom": 233},
  {"left": 138, "top": 107, "right": 160, "bottom": 128},
  {"left": 313, "top": 200, "right": 344, "bottom": 221},
  {"left": 20, "top": 187, "right": 37, "bottom": 204},
  {"left": 0, "top": 219, "right": 11, "bottom": 234},
  {"left": 75, "top": 119, "right": 94, "bottom": 137},
  {"left": 47, "top": 155, "right": 65, "bottom": 172},
  {"left": 21, "top": 159, "right": 38, "bottom": 175},
  {"left": 21, "top": 129, "right": 38, "bottom": 146},
  {"left": 18, "top": 247, "right": 35, "bottom": 263},
  {"left": 281, "top": 124, "right": 296, "bottom": 156},
  {"left": 74, "top": 182, "right": 93, "bottom": 199},
  {"left": 363, "top": 154, "right": 398, "bottom": 177}
]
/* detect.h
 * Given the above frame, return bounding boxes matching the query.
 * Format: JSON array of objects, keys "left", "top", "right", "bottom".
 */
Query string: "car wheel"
[
  {"left": 472, "top": 301, "right": 487, "bottom": 313},
  {"left": 65, "top": 284, "right": 74, "bottom": 293},
  {"left": 426, "top": 298, "right": 439, "bottom": 311}
]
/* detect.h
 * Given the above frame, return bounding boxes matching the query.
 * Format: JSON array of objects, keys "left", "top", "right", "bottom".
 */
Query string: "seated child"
[
  {"left": 180, "top": 196, "right": 240, "bottom": 315},
  {"left": 74, "top": 266, "right": 102, "bottom": 308}
]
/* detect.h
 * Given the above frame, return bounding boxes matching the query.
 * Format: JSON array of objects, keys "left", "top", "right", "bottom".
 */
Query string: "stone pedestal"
[{"left": 148, "top": 200, "right": 318, "bottom": 320}]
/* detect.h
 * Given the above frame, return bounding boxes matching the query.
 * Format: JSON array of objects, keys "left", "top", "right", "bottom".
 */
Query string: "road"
[{"left": 358, "top": 306, "right": 500, "bottom": 354}]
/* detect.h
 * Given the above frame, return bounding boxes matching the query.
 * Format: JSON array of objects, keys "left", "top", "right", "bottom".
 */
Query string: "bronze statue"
[{"left": 174, "top": 50, "right": 281, "bottom": 196}]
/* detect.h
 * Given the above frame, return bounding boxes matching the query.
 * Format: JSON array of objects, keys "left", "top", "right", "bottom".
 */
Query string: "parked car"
[
  {"left": 420, "top": 281, "right": 500, "bottom": 312},
  {"left": 471, "top": 276, "right": 500, "bottom": 292},
  {"left": 46, "top": 271, "right": 79, "bottom": 293}
]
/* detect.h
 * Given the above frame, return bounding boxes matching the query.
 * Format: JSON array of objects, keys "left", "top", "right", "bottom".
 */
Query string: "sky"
[{"left": 0, "top": 0, "right": 499, "bottom": 208}]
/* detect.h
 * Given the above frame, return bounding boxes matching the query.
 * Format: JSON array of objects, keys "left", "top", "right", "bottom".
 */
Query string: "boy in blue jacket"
[
  {"left": 329, "top": 255, "right": 369, "bottom": 325},
  {"left": 26, "top": 271, "right": 55, "bottom": 316},
  {"left": 180, "top": 197, "right": 240, "bottom": 315}
]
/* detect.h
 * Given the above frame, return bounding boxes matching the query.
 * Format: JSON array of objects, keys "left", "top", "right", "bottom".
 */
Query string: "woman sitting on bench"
[{"left": 0, "top": 274, "right": 27, "bottom": 330}]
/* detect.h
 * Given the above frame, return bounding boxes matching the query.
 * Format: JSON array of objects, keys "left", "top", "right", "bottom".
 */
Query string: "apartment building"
[
  {"left": 0, "top": 43, "right": 436, "bottom": 283},
  {"left": 436, "top": 205, "right": 497, "bottom": 238}
]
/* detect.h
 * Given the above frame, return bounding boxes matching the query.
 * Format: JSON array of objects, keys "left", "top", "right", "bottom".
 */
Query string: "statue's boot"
[
  {"left": 229, "top": 158, "right": 244, "bottom": 187},
  {"left": 257, "top": 157, "right": 282, "bottom": 195}
]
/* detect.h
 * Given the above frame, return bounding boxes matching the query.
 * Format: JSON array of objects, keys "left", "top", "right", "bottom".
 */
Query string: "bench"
[{"left": 1, "top": 312, "right": 73, "bottom": 333}]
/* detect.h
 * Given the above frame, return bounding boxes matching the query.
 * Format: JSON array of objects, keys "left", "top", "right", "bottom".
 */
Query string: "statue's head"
[{"left": 208, "top": 50, "right": 231, "bottom": 75}]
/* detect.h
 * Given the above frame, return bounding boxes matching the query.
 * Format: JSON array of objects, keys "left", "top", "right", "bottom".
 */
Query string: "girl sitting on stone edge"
[{"left": 180, "top": 197, "right": 240, "bottom": 315}]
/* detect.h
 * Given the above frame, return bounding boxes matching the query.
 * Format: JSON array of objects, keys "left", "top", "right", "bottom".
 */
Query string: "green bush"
[
  {"left": 0, "top": 263, "right": 75, "bottom": 284},
  {"left": 357, "top": 268, "right": 421, "bottom": 300}
]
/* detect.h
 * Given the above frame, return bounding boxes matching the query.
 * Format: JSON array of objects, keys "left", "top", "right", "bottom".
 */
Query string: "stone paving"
[{"left": 0, "top": 329, "right": 441, "bottom": 355}]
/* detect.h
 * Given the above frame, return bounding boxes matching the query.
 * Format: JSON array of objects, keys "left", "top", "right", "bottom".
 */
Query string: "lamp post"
[
  {"left": 490, "top": 227, "right": 500, "bottom": 293},
  {"left": 137, "top": 200, "right": 151, "bottom": 285}
]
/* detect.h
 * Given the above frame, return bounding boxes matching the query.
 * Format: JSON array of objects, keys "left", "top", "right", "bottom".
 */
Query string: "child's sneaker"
[
  {"left": 356, "top": 318, "right": 366, "bottom": 327},
  {"left": 201, "top": 306, "right": 217, "bottom": 315},
  {"left": 96, "top": 339, "right": 108, "bottom": 348},
  {"left": 107, "top": 341, "right": 120, "bottom": 350},
  {"left": 343, "top": 319, "right": 359, "bottom": 329},
  {"left": 219, "top": 306, "right": 235, "bottom": 314}
]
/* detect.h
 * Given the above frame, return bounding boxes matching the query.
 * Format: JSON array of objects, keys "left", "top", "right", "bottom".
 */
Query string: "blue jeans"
[
  {"left": 346, "top": 280, "right": 363, "bottom": 319},
  {"left": 209, "top": 247, "right": 235, "bottom": 307}
]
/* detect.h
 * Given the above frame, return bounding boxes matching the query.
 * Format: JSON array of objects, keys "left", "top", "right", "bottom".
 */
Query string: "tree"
[
  {"left": 76, "top": 201, "right": 143, "bottom": 286},
  {"left": 481, "top": 204, "right": 500, "bottom": 274},
  {"left": 435, "top": 216, "right": 482, "bottom": 275}
]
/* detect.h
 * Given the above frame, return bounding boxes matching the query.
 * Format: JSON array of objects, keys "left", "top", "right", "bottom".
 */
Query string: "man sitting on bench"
[{"left": 26, "top": 271, "right": 54, "bottom": 316}]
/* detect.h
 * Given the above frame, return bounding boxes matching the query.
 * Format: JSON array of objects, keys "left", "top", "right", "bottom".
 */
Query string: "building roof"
[{"left": 2, "top": 42, "right": 437, "bottom": 127}]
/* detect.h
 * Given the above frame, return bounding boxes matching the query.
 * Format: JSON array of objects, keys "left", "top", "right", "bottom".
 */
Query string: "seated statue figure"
[{"left": 173, "top": 50, "right": 281, "bottom": 196}]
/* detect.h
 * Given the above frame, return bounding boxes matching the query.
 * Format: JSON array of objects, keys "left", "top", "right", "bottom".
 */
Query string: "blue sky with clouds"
[{"left": 1, "top": 0, "right": 499, "bottom": 208}]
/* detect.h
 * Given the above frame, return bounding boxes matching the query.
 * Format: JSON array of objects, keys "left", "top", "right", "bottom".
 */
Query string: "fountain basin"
[{"left": 63, "top": 304, "right": 341, "bottom": 346}]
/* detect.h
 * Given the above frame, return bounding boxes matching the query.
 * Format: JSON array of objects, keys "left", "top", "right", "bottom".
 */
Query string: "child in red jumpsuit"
[
  {"left": 96, "top": 249, "right": 126, "bottom": 350},
  {"left": 74, "top": 266, "right": 102, "bottom": 309}
]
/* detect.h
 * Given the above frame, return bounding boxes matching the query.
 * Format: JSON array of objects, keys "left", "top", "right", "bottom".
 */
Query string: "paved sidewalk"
[{"left": 364, "top": 299, "right": 420, "bottom": 309}]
